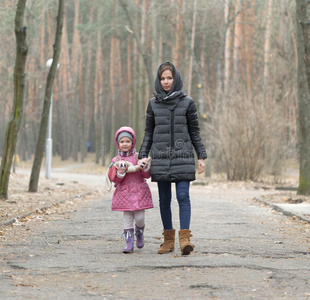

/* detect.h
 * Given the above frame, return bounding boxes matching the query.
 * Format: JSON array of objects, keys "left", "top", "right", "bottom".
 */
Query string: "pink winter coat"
[{"left": 111, "top": 127, "right": 153, "bottom": 212}]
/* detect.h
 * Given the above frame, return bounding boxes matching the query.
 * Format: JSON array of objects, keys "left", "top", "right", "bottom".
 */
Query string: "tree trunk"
[
  {"left": 81, "top": 1, "right": 95, "bottom": 161},
  {"left": 174, "top": 0, "right": 183, "bottom": 69},
  {"left": 0, "top": 0, "right": 28, "bottom": 200},
  {"left": 158, "top": 6, "right": 163, "bottom": 65},
  {"left": 232, "top": 0, "right": 242, "bottom": 92},
  {"left": 71, "top": 1, "right": 81, "bottom": 82},
  {"left": 28, "top": 0, "right": 64, "bottom": 192},
  {"left": 151, "top": 0, "right": 159, "bottom": 70},
  {"left": 79, "top": 57, "right": 87, "bottom": 163},
  {"left": 127, "top": 37, "right": 133, "bottom": 126},
  {"left": 119, "top": 0, "right": 154, "bottom": 96},
  {"left": 296, "top": 0, "right": 310, "bottom": 195},
  {"left": 136, "top": 0, "right": 147, "bottom": 144},
  {"left": 187, "top": 0, "right": 197, "bottom": 96},
  {"left": 71, "top": 0, "right": 82, "bottom": 162},
  {"left": 59, "top": 8, "right": 71, "bottom": 160},
  {"left": 181, "top": 0, "right": 204, "bottom": 114},
  {"left": 94, "top": 5, "right": 104, "bottom": 164},
  {"left": 132, "top": 0, "right": 140, "bottom": 142},
  {"left": 245, "top": 0, "right": 255, "bottom": 95},
  {"left": 224, "top": 0, "right": 233, "bottom": 96},
  {"left": 263, "top": 0, "right": 273, "bottom": 103},
  {"left": 109, "top": 1, "right": 117, "bottom": 155}
]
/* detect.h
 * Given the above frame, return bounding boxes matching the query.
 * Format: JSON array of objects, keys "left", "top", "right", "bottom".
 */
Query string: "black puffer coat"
[{"left": 138, "top": 62, "right": 207, "bottom": 182}]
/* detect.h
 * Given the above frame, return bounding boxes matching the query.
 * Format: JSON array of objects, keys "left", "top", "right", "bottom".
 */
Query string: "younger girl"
[{"left": 109, "top": 126, "right": 153, "bottom": 253}]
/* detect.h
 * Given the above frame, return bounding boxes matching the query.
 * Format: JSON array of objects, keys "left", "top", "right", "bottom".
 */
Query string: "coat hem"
[{"left": 112, "top": 206, "right": 154, "bottom": 212}]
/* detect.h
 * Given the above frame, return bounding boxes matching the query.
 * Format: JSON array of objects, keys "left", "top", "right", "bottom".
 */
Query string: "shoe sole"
[
  {"left": 158, "top": 248, "right": 174, "bottom": 254},
  {"left": 123, "top": 248, "right": 134, "bottom": 253},
  {"left": 181, "top": 245, "right": 194, "bottom": 255}
]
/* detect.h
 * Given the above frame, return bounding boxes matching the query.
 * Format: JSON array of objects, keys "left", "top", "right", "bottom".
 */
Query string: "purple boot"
[
  {"left": 123, "top": 229, "right": 134, "bottom": 253},
  {"left": 135, "top": 225, "right": 145, "bottom": 249}
]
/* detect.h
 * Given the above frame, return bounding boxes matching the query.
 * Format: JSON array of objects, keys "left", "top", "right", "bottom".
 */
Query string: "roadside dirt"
[{"left": 0, "top": 162, "right": 108, "bottom": 241}]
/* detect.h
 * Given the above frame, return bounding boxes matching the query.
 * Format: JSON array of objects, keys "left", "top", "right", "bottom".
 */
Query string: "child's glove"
[
  {"left": 138, "top": 158, "right": 150, "bottom": 171},
  {"left": 115, "top": 161, "right": 127, "bottom": 175}
]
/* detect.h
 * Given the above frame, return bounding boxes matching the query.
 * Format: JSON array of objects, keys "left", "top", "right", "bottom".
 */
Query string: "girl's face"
[
  {"left": 160, "top": 70, "right": 174, "bottom": 92},
  {"left": 118, "top": 137, "right": 133, "bottom": 152}
]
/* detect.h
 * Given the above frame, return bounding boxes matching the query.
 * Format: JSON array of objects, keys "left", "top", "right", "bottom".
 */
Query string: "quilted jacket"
[
  {"left": 111, "top": 127, "right": 153, "bottom": 212},
  {"left": 138, "top": 62, "right": 207, "bottom": 182}
]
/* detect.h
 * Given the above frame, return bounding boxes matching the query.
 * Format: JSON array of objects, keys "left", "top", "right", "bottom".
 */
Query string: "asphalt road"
[{"left": 1, "top": 182, "right": 310, "bottom": 299}]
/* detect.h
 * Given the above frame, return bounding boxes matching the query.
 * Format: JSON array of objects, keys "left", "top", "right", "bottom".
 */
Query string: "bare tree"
[
  {"left": 109, "top": 0, "right": 118, "bottom": 154},
  {"left": 71, "top": 0, "right": 82, "bottom": 162},
  {"left": 245, "top": 0, "right": 255, "bottom": 95},
  {"left": 182, "top": 0, "right": 204, "bottom": 114},
  {"left": 57, "top": 6, "right": 71, "bottom": 160},
  {"left": 263, "top": 0, "right": 273, "bottom": 103},
  {"left": 0, "top": 0, "right": 300, "bottom": 185},
  {"left": 119, "top": 0, "right": 154, "bottom": 96},
  {"left": 187, "top": 0, "right": 197, "bottom": 96},
  {"left": 224, "top": 0, "right": 233, "bottom": 96},
  {"left": 232, "top": 0, "right": 242, "bottom": 91},
  {"left": 0, "top": 0, "right": 28, "bottom": 200},
  {"left": 174, "top": 0, "right": 183, "bottom": 69},
  {"left": 28, "top": 0, "right": 64, "bottom": 192},
  {"left": 94, "top": 4, "right": 104, "bottom": 164},
  {"left": 296, "top": 0, "right": 310, "bottom": 195}
]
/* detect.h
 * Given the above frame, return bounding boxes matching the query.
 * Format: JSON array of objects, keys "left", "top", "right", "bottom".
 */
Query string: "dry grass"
[{"left": 0, "top": 154, "right": 109, "bottom": 228}]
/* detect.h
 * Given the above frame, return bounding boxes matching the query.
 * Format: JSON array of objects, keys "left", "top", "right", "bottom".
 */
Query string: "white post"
[
  {"left": 45, "top": 58, "right": 59, "bottom": 179},
  {"left": 45, "top": 94, "right": 53, "bottom": 179}
]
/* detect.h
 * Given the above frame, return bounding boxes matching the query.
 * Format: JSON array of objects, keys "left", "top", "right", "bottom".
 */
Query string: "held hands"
[
  {"left": 138, "top": 158, "right": 150, "bottom": 170},
  {"left": 197, "top": 159, "right": 205, "bottom": 174},
  {"left": 115, "top": 159, "right": 149, "bottom": 174}
]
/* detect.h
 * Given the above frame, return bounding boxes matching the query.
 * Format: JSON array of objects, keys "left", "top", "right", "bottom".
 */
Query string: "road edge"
[
  {"left": 253, "top": 196, "right": 310, "bottom": 224},
  {"left": 0, "top": 192, "right": 92, "bottom": 228}
]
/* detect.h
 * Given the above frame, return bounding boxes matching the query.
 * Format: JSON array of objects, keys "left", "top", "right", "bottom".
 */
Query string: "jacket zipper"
[{"left": 171, "top": 110, "right": 174, "bottom": 150}]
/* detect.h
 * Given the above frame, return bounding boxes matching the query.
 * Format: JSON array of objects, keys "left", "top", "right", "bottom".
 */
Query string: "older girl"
[{"left": 138, "top": 62, "right": 207, "bottom": 255}]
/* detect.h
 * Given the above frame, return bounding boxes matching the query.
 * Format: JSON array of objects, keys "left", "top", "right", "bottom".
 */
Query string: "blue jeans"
[{"left": 157, "top": 181, "right": 191, "bottom": 230}]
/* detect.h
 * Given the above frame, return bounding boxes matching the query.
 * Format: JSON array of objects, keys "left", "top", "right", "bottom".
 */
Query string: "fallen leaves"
[
  {"left": 15, "top": 283, "right": 33, "bottom": 287},
  {"left": 284, "top": 197, "right": 304, "bottom": 204},
  {"left": 274, "top": 241, "right": 283, "bottom": 244}
]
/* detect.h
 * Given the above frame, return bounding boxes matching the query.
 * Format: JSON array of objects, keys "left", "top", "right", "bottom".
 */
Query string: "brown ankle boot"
[
  {"left": 158, "top": 229, "right": 175, "bottom": 254},
  {"left": 179, "top": 229, "right": 194, "bottom": 255}
]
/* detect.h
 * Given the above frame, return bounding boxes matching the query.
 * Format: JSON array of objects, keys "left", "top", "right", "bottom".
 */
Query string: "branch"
[{"left": 118, "top": 0, "right": 154, "bottom": 94}]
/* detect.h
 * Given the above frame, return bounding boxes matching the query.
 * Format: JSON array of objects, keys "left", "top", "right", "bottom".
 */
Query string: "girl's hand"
[{"left": 197, "top": 159, "right": 205, "bottom": 174}]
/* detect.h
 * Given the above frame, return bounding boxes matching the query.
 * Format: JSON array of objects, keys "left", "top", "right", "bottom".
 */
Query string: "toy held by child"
[{"left": 107, "top": 126, "right": 153, "bottom": 253}]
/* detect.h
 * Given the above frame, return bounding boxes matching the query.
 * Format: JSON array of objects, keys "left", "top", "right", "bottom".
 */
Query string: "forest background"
[{"left": 0, "top": 0, "right": 297, "bottom": 182}]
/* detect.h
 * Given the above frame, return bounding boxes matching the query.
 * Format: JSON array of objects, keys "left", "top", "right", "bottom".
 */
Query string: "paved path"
[{"left": 1, "top": 182, "right": 310, "bottom": 299}]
